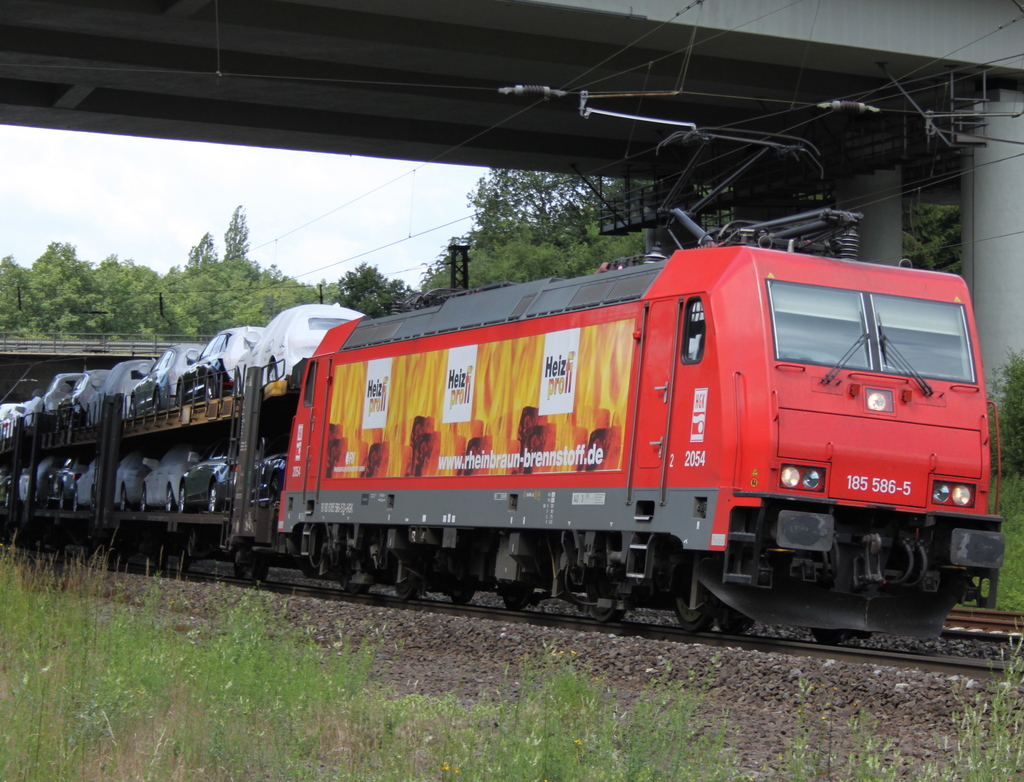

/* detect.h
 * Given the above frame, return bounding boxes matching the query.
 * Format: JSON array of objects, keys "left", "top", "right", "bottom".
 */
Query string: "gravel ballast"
[{"left": 118, "top": 570, "right": 1021, "bottom": 779}]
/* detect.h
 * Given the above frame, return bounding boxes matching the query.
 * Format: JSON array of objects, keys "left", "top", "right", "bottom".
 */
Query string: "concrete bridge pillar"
[
  {"left": 961, "top": 89, "right": 1024, "bottom": 382},
  {"left": 835, "top": 167, "right": 904, "bottom": 264}
]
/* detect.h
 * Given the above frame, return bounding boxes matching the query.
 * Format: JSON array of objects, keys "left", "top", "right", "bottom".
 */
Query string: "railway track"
[
  {"left": 154, "top": 562, "right": 1015, "bottom": 680},
  {"left": 945, "top": 607, "right": 1023, "bottom": 637}
]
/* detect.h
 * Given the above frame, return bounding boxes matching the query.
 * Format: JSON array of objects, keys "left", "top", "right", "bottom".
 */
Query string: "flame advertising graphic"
[{"left": 328, "top": 319, "right": 634, "bottom": 478}]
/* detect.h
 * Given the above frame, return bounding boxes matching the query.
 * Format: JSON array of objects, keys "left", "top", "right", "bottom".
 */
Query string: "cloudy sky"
[{"left": 0, "top": 123, "right": 487, "bottom": 288}]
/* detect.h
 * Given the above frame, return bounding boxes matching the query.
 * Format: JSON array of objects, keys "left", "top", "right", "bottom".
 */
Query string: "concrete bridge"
[
  {"left": 0, "top": 333, "right": 207, "bottom": 403},
  {"left": 0, "top": 1, "right": 1021, "bottom": 376}
]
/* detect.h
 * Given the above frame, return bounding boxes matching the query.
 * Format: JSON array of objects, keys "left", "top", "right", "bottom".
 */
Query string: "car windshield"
[
  {"left": 768, "top": 280, "right": 975, "bottom": 384},
  {"left": 200, "top": 334, "right": 228, "bottom": 359},
  {"left": 307, "top": 317, "right": 348, "bottom": 331}
]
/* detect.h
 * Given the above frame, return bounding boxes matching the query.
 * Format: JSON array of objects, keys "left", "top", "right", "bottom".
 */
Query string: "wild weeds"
[{"left": 4, "top": 545, "right": 1022, "bottom": 781}]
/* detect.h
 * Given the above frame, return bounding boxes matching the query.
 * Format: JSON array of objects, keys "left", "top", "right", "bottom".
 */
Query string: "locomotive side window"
[
  {"left": 872, "top": 294, "right": 974, "bottom": 383},
  {"left": 768, "top": 281, "right": 871, "bottom": 369},
  {"left": 302, "top": 361, "right": 317, "bottom": 407},
  {"left": 682, "top": 297, "right": 706, "bottom": 363}
]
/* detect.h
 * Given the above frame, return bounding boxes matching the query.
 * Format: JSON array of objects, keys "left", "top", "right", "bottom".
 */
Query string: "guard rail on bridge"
[{"left": 0, "top": 333, "right": 210, "bottom": 356}]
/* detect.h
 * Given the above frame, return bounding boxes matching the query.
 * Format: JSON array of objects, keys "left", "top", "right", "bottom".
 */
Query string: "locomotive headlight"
[
  {"left": 781, "top": 466, "right": 801, "bottom": 488},
  {"left": 931, "top": 481, "right": 975, "bottom": 508},
  {"left": 865, "top": 388, "right": 894, "bottom": 413},
  {"left": 952, "top": 485, "right": 973, "bottom": 507},
  {"left": 779, "top": 464, "right": 826, "bottom": 492},
  {"left": 801, "top": 468, "right": 823, "bottom": 490}
]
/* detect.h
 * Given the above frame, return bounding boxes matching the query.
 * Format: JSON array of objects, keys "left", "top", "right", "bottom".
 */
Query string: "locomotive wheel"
[
  {"left": 717, "top": 608, "right": 755, "bottom": 635},
  {"left": 585, "top": 582, "right": 626, "bottom": 623},
  {"left": 673, "top": 598, "right": 714, "bottom": 632},
  {"left": 393, "top": 580, "right": 420, "bottom": 601},
  {"left": 499, "top": 583, "right": 534, "bottom": 611},
  {"left": 338, "top": 569, "right": 370, "bottom": 595}
]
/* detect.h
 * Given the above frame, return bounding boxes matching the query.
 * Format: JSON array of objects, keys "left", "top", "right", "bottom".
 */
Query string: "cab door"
[
  {"left": 635, "top": 299, "right": 684, "bottom": 472},
  {"left": 666, "top": 295, "right": 716, "bottom": 495},
  {"left": 297, "top": 358, "right": 328, "bottom": 513}
]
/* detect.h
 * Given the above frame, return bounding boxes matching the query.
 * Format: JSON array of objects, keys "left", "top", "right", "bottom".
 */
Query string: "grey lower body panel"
[{"left": 283, "top": 485, "right": 720, "bottom": 548}]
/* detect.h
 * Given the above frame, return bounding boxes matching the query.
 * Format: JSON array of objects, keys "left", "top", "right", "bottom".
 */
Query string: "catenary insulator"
[
  {"left": 836, "top": 229, "right": 860, "bottom": 259},
  {"left": 498, "top": 85, "right": 568, "bottom": 98}
]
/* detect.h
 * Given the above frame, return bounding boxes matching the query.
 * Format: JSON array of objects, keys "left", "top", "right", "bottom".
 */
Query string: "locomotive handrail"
[{"left": 989, "top": 399, "right": 1002, "bottom": 514}]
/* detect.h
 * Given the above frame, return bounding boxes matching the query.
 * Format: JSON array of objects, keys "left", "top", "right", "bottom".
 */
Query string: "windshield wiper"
[
  {"left": 878, "top": 323, "right": 934, "bottom": 397},
  {"left": 821, "top": 332, "right": 869, "bottom": 386}
]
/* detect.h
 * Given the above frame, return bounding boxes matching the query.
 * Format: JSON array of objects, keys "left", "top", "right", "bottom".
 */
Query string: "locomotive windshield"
[
  {"left": 768, "top": 280, "right": 975, "bottom": 383},
  {"left": 872, "top": 294, "right": 974, "bottom": 382},
  {"left": 769, "top": 282, "right": 872, "bottom": 370}
]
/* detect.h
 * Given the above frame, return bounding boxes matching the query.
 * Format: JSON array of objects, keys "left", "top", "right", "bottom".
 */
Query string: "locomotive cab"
[{"left": 688, "top": 248, "right": 1004, "bottom": 637}]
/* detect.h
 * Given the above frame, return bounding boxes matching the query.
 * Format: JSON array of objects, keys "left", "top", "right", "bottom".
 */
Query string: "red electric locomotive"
[{"left": 280, "top": 244, "right": 1004, "bottom": 638}]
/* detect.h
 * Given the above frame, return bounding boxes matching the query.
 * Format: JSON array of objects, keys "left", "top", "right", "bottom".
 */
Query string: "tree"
[
  {"left": 186, "top": 232, "right": 218, "bottom": 268},
  {"left": 0, "top": 256, "right": 30, "bottom": 332},
  {"left": 336, "top": 263, "right": 412, "bottom": 319},
  {"left": 223, "top": 205, "right": 250, "bottom": 262},
  {"left": 903, "top": 203, "right": 961, "bottom": 272},
  {"left": 991, "top": 350, "right": 1024, "bottom": 476},
  {"left": 422, "top": 169, "right": 644, "bottom": 289},
  {"left": 24, "top": 243, "right": 100, "bottom": 333},
  {"left": 92, "top": 255, "right": 165, "bottom": 334}
]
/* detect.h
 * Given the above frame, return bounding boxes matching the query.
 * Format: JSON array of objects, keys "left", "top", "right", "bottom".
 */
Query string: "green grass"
[
  {"left": 994, "top": 474, "right": 1024, "bottom": 611},
  {"left": 1, "top": 547, "right": 1023, "bottom": 781}
]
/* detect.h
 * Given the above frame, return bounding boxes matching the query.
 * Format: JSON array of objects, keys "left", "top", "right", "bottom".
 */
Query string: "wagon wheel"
[
  {"left": 446, "top": 582, "right": 476, "bottom": 605},
  {"left": 233, "top": 548, "right": 270, "bottom": 582},
  {"left": 716, "top": 608, "right": 755, "bottom": 635},
  {"left": 673, "top": 598, "right": 714, "bottom": 632},
  {"left": 499, "top": 583, "right": 534, "bottom": 611},
  {"left": 810, "top": 628, "right": 859, "bottom": 646}
]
